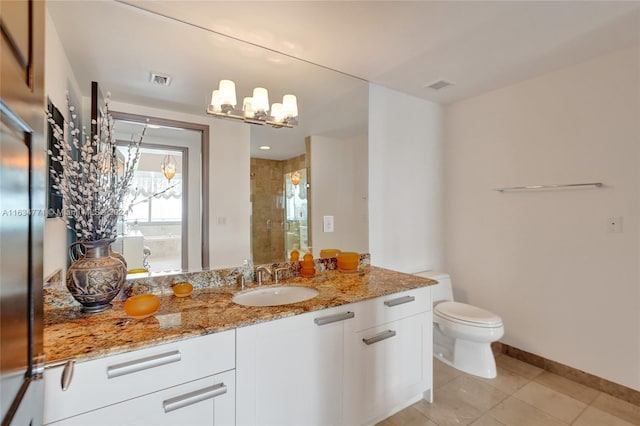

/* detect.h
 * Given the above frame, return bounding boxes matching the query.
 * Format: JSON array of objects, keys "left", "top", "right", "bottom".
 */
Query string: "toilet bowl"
[{"left": 416, "top": 272, "right": 504, "bottom": 379}]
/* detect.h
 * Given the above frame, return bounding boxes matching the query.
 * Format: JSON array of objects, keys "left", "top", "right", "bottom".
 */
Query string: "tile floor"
[{"left": 377, "top": 354, "right": 640, "bottom": 426}]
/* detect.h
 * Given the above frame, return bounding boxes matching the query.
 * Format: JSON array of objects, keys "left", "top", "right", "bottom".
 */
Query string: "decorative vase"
[
  {"left": 66, "top": 238, "right": 127, "bottom": 313},
  {"left": 69, "top": 241, "right": 128, "bottom": 269},
  {"left": 109, "top": 248, "right": 127, "bottom": 269}
]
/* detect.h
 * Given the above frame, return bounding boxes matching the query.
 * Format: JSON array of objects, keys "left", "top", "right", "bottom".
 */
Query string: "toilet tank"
[{"left": 415, "top": 271, "right": 453, "bottom": 304}]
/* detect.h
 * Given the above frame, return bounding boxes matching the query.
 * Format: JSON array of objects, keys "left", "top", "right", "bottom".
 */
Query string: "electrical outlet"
[{"left": 608, "top": 216, "right": 622, "bottom": 233}]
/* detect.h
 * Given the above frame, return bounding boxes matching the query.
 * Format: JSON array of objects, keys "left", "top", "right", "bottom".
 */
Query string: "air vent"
[
  {"left": 424, "top": 79, "right": 454, "bottom": 90},
  {"left": 149, "top": 72, "right": 172, "bottom": 86}
]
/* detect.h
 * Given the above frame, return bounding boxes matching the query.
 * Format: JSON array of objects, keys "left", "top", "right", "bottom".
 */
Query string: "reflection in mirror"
[
  {"left": 116, "top": 145, "right": 184, "bottom": 272},
  {"left": 46, "top": 0, "right": 368, "bottom": 272},
  {"left": 112, "top": 115, "right": 208, "bottom": 273},
  {"left": 251, "top": 157, "right": 309, "bottom": 264},
  {"left": 284, "top": 168, "right": 309, "bottom": 258}
]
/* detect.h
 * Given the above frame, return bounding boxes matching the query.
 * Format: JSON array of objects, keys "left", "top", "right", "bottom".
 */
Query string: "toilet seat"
[{"left": 435, "top": 301, "right": 503, "bottom": 328}]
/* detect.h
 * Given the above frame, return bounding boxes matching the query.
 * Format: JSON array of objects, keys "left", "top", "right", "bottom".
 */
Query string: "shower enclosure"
[{"left": 250, "top": 157, "right": 309, "bottom": 264}]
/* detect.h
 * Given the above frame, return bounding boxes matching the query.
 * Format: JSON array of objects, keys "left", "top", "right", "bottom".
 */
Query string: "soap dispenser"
[
  {"left": 289, "top": 244, "right": 300, "bottom": 262},
  {"left": 300, "top": 249, "right": 316, "bottom": 278}
]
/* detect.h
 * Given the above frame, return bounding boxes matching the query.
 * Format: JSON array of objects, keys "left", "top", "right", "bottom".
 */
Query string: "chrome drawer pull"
[
  {"left": 45, "top": 359, "right": 77, "bottom": 390},
  {"left": 314, "top": 311, "right": 355, "bottom": 326},
  {"left": 61, "top": 360, "right": 75, "bottom": 391},
  {"left": 384, "top": 295, "right": 415, "bottom": 307},
  {"left": 363, "top": 330, "right": 396, "bottom": 345},
  {"left": 163, "top": 382, "right": 227, "bottom": 413},
  {"left": 107, "top": 350, "right": 181, "bottom": 379}
]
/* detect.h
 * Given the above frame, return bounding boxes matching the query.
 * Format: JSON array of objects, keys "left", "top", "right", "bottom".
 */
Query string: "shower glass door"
[{"left": 284, "top": 168, "right": 309, "bottom": 259}]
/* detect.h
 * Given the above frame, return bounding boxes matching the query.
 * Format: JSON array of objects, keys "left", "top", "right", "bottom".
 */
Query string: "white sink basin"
[{"left": 232, "top": 285, "right": 319, "bottom": 307}]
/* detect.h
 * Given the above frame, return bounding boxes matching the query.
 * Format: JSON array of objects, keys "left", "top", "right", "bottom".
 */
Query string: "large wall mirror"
[{"left": 46, "top": 1, "right": 368, "bottom": 272}]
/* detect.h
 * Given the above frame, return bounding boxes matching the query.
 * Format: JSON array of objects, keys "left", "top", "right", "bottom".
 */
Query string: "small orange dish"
[
  {"left": 172, "top": 282, "right": 193, "bottom": 298},
  {"left": 123, "top": 294, "right": 160, "bottom": 319}
]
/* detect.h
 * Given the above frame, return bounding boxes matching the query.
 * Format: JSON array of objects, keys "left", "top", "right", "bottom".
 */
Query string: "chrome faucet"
[
  {"left": 255, "top": 266, "right": 272, "bottom": 286},
  {"left": 274, "top": 267, "right": 288, "bottom": 284},
  {"left": 236, "top": 274, "right": 246, "bottom": 290}
]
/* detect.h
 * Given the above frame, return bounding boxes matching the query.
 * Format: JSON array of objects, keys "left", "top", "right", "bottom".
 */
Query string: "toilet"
[{"left": 416, "top": 271, "right": 504, "bottom": 379}]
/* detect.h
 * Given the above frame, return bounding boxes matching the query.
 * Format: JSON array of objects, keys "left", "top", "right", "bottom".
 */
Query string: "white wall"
[
  {"left": 368, "top": 84, "right": 444, "bottom": 273},
  {"left": 43, "top": 9, "right": 82, "bottom": 279},
  {"left": 310, "top": 134, "right": 368, "bottom": 254},
  {"left": 444, "top": 46, "right": 640, "bottom": 390},
  {"left": 209, "top": 120, "right": 252, "bottom": 268}
]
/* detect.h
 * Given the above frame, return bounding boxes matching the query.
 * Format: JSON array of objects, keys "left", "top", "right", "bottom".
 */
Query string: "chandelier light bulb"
[
  {"left": 271, "top": 103, "right": 284, "bottom": 123},
  {"left": 243, "top": 97, "right": 255, "bottom": 118},
  {"left": 282, "top": 94, "right": 298, "bottom": 118},
  {"left": 210, "top": 90, "right": 222, "bottom": 112},
  {"left": 219, "top": 79, "right": 237, "bottom": 108},
  {"left": 252, "top": 87, "right": 269, "bottom": 113}
]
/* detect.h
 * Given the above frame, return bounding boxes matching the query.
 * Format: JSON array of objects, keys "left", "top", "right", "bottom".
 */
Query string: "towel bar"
[{"left": 494, "top": 182, "right": 603, "bottom": 192}]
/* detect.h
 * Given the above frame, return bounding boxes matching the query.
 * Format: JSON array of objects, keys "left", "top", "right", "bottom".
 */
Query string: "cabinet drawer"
[
  {"left": 351, "top": 287, "right": 430, "bottom": 332},
  {"left": 44, "top": 330, "right": 235, "bottom": 424},
  {"left": 49, "top": 370, "right": 235, "bottom": 426}
]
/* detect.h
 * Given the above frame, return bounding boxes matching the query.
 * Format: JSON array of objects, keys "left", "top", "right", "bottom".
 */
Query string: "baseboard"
[{"left": 492, "top": 342, "right": 639, "bottom": 407}]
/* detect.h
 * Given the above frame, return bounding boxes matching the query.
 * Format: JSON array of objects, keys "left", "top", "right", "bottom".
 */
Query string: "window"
[{"left": 128, "top": 170, "right": 182, "bottom": 224}]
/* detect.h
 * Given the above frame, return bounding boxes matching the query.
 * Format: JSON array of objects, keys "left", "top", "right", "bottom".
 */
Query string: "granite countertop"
[{"left": 44, "top": 266, "right": 437, "bottom": 364}]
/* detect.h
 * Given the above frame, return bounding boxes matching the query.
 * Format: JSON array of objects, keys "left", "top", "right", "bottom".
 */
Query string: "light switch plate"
[{"left": 323, "top": 215, "right": 334, "bottom": 233}]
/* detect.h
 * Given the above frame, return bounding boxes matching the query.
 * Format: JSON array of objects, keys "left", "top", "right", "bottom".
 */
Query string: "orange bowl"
[
  {"left": 337, "top": 251, "right": 359, "bottom": 262},
  {"left": 172, "top": 282, "right": 193, "bottom": 298},
  {"left": 124, "top": 294, "right": 160, "bottom": 319},
  {"left": 319, "top": 249, "right": 341, "bottom": 258},
  {"left": 337, "top": 261, "right": 359, "bottom": 271},
  {"left": 337, "top": 252, "right": 360, "bottom": 271}
]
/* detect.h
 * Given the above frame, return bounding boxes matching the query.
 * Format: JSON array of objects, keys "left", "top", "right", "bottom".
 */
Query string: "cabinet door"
[
  {"left": 237, "top": 307, "right": 355, "bottom": 425},
  {"left": 50, "top": 370, "right": 234, "bottom": 426},
  {"left": 345, "top": 312, "right": 431, "bottom": 426}
]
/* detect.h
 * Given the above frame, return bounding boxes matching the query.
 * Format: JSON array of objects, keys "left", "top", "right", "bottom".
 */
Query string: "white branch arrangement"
[{"left": 47, "top": 93, "right": 145, "bottom": 241}]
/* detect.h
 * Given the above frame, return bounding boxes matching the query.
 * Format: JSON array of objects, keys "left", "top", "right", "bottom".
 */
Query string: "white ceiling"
[
  {"left": 48, "top": 1, "right": 640, "bottom": 158},
  {"left": 123, "top": 0, "right": 640, "bottom": 104}
]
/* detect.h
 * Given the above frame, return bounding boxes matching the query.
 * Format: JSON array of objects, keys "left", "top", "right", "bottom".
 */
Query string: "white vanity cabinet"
[
  {"left": 43, "top": 284, "right": 432, "bottom": 426},
  {"left": 236, "top": 305, "right": 356, "bottom": 426},
  {"left": 43, "top": 330, "right": 235, "bottom": 426},
  {"left": 344, "top": 288, "right": 432, "bottom": 426},
  {"left": 236, "top": 286, "right": 432, "bottom": 426}
]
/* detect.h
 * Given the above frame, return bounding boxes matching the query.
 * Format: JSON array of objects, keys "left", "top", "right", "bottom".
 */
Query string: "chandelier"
[
  {"left": 161, "top": 155, "right": 177, "bottom": 182},
  {"left": 206, "top": 80, "right": 298, "bottom": 128}
]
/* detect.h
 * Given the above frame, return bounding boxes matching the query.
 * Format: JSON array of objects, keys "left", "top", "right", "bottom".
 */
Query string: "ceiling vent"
[
  {"left": 149, "top": 72, "right": 172, "bottom": 86},
  {"left": 424, "top": 79, "right": 454, "bottom": 90}
]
